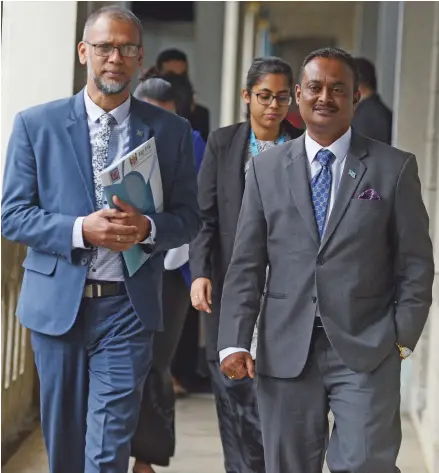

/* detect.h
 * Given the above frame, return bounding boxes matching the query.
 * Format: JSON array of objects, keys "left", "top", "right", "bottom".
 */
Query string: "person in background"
[
  {"left": 155, "top": 48, "right": 210, "bottom": 142},
  {"left": 1, "top": 6, "right": 199, "bottom": 473},
  {"left": 352, "top": 57, "right": 393, "bottom": 144},
  {"left": 189, "top": 57, "right": 303, "bottom": 473},
  {"left": 131, "top": 74, "right": 205, "bottom": 473}
]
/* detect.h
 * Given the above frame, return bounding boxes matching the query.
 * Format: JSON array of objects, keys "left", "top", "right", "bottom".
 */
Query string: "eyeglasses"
[
  {"left": 251, "top": 91, "right": 292, "bottom": 107},
  {"left": 86, "top": 42, "right": 140, "bottom": 58}
]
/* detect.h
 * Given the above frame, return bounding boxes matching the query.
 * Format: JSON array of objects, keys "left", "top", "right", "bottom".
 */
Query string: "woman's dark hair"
[
  {"left": 299, "top": 47, "right": 359, "bottom": 91},
  {"left": 246, "top": 56, "right": 294, "bottom": 93},
  {"left": 245, "top": 57, "right": 294, "bottom": 120}
]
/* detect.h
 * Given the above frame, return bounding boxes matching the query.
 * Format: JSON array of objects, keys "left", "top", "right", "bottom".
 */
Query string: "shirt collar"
[
  {"left": 83, "top": 87, "right": 131, "bottom": 125},
  {"left": 305, "top": 127, "right": 352, "bottom": 165}
]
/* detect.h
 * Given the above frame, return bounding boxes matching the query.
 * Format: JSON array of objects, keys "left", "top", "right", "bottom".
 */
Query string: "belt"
[{"left": 83, "top": 281, "right": 126, "bottom": 299}]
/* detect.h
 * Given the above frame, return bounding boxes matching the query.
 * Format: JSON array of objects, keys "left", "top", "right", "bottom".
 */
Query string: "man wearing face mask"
[
  {"left": 155, "top": 48, "right": 210, "bottom": 142},
  {"left": 1, "top": 6, "right": 199, "bottom": 473}
]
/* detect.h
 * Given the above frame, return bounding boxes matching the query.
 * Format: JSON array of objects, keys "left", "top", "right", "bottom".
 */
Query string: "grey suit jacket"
[{"left": 218, "top": 131, "right": 434, "bottom": 378}]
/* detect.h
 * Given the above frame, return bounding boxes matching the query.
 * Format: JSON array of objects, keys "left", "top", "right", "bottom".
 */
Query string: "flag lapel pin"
[
  {"left": 348, "top": 169, "right": 356, "bottom": 179},
  {"left": 137, "top": 130, "right": 143, "bottom": 137}
]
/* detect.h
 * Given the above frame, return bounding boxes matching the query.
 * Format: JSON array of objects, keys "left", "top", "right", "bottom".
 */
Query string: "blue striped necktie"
[{"left": 311, "top": 149, "right": 335, "bottom": 239}]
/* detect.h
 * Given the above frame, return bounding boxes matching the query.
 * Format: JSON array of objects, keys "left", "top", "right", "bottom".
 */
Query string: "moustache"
[{"left": 313, "top": 105, "right": 339, "bottom": 112}]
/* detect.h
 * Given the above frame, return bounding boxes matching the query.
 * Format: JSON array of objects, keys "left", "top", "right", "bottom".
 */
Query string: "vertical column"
[
  {"left": 239, "top": 3, "right": 258, "bottom": 121},
  {"left": 220, "top": 1, "right": 240, "bottom": 127},
  {"left": 354, "top": 1, "right": 379, "bottom": 62},
  {"left": 394, "top": 3, "right": 439, "bottom": 471},
  {"left": 0, "top": 0, "right": 78, "bottom": 446},
  {"left": 1, "top": 1, "right": 78, "bottom": 179},
  {"left": 375, "top": 2, "right": 400, "bottom": 110},
  {"left": 425, "top": 8, "right": 439, "bottom": 472},
  {"left": 193, "top": 1, "right": 225, "bottom": 132}
]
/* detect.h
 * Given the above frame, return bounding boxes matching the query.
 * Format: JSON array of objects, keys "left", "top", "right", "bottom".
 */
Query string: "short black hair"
[
  {"left": 161, "top": 72, "right": 194, "bottom": 120},
  {"left": 83, "top": 6, "right": 143, "bottom": 45},
  {"left": 246, "top": 56, "right": 294, "bottom": 93},
  {"left": 354, "top": 57, "right": 377, "bottom": 91},
  {"left": 299, "top": 47, "right": 359, "bottom": 91},
  {"left": 156, "top": 49, "right": 188, "bottom": 71}
]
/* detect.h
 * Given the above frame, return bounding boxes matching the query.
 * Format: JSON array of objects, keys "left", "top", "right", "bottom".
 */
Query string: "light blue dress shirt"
[
  {"left": 219, "top": 128, "right": 352, "bottom": 363},
  {"left": 72, "top": 89, "right": 156, "bottom": 281}
]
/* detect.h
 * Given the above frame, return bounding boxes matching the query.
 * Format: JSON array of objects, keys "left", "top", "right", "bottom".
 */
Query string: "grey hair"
[{"left": 83, "top": 5, "right": 143, "bottom": 45}]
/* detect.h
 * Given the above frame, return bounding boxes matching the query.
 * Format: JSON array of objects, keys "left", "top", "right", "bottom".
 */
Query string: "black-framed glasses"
[
  {"left": 86, "top": 42, "right": 140, "bottom": 58},
  {"left": 251, "top": 91, "right": 292, "bottom": 107}
]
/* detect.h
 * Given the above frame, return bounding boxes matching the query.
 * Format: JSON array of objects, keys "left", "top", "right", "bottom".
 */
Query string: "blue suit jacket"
[{"left": 1, "top": 91, "right": 200, "bottom": 335}]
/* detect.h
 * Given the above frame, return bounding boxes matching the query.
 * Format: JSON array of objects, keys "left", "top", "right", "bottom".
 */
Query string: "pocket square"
[{"left": 358, "top": 189, "right": 381, "bottom": 200}]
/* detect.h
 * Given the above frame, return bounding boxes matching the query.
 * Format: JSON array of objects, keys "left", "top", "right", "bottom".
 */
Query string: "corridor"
[{"left": 3, "top": 394, "right": 428, "bottom": 473}]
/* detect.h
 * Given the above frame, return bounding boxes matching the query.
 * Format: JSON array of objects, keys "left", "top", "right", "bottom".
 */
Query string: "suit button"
[
  {"left": 80, "top": 257, "right": 89, "bottom": 266},
  {"left": 312, "top": 297, "right": 317, "bottom": 304},
  {"left": 317, "top": 258, "right": 325, "bottom": 266}
]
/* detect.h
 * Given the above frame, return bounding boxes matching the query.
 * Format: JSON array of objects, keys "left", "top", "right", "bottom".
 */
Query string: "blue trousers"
[{"left": 31, "top": 292, "right": 153, "bottom": 473}]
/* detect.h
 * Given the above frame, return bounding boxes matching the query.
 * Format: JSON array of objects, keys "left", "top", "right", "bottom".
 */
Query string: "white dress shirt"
[
  {"left": 219, "top": 127, "right": 352, "bottom": 363},
  {"left": 72, "top": 88, "right": 156, "bottom": 281}
]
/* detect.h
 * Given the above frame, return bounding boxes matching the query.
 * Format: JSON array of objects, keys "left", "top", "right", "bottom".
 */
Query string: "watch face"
[{"left": 400, "top": 347, "right": 412, "bottom": 359}]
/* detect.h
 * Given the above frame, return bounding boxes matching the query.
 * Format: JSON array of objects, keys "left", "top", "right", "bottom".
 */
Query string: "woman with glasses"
[
  {"left": 131, "top": 72, "right": 205, "bottom": 473},
  {"left": 189, "top": 56, "right": 303, "bottom": 473}
]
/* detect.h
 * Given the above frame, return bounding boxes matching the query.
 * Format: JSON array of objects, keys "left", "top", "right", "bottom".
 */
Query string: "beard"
[{"left": 87, "top": 61, "right": 130, "bottom": 95}]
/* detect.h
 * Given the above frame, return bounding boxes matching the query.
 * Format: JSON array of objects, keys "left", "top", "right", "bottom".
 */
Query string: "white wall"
[
  {"left": 1, "top": 1, "right": 78, "bottom": 179},
  {"left": 134, "top": 2, "right": 225, "bottom": 133},
  {"left": 261, "top": 1, "right": 358, "bottom": 53},
  {"left": 393, "top": 2, "right": 439, "bottom": 471}
]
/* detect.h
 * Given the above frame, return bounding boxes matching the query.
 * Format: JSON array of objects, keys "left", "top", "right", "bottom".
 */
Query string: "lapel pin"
[
  {"left": 136, "top": 130, "right": 143, "bottom": 137},
  {"left": 348, "top": 169, "right": 356, "bottom": 179}
]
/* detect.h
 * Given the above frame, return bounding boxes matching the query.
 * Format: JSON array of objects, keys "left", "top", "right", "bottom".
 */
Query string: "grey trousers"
[{"left": 256, "top": 328, "right": 402, "bottom": 473}]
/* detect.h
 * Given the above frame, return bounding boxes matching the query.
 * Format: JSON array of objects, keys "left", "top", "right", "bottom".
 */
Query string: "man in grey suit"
[{"left": 218, "top": 47, "right": 434, "bottom": 473}]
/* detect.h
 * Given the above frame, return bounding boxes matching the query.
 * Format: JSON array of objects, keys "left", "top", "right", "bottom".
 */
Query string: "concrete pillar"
[
  {"left": 424, "top": 7, "right": 439, "bottom": 472},
  {"left": 393, "top": 2, "right": 439, "bottom": 471},
  {"left": 193, "top": 2, "right": 225, "bottom": 132},
  {"left": 220, "top": 1, "right": 240, "bottom": 127},
  {"left": 1, "top": 1, "right": 78, "bottom": 182},
  {"left": 239, "top": 3, "right": 258, "bottom": 122},
  {"left": 375, "top": 2, "right": 401, "bottom": 110},
  {"left": 354, "top": 1, "right": 379, "bottom": 62}
]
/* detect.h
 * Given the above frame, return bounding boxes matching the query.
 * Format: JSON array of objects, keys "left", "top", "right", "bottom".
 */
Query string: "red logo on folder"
[
  {"left": 129, "top": 154, "right": 138, "bottom": 168},
  {"left": 110, "top": 168, "right": 120, "bottom": 182}
]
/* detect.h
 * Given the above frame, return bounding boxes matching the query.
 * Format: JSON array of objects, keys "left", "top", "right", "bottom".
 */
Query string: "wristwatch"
[{"left": 396, "top": 343, "right": 412, "bottom": 360}]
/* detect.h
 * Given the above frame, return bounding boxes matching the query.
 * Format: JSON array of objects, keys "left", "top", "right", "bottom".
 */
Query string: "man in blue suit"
[{"left": 1, "top": 6, "right": 199, "bottom": 473}]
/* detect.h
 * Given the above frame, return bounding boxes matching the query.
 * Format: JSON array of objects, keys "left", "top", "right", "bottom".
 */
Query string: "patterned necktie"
[
  {"left": 311, "top": 149, "right": 335, "bottom": 239},
  {"left": 92, "top": 113, "right": 114, "bottom": 210},
  {"left": 90, "top": 113, "right": 114, "bottom": 268}
]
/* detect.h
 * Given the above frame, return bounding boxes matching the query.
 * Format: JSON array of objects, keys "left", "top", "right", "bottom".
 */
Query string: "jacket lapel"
[
  {"left": 286, "top": 135, "right": 320, "bottom": 247},
  {"left": 66, "top": 91, "right": 95, "bottom": 211},
  {"left": 319, "top": 132, "right": 368, "bottom": 252},
  {"left": 226, "top": 122, "right": 250, "bottom": 223},
  {"left": 129, "top": 98, "right": 152, "bottom": 151}
]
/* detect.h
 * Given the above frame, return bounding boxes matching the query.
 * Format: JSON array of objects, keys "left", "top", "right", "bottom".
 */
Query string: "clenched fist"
[{"left": 221, "top": 352, "right": 255, "bottom": 380}]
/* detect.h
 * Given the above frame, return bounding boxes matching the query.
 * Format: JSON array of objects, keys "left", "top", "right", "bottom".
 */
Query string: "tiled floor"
[{"left": 3, "top": 394, "right": 427, "bottom": 473}]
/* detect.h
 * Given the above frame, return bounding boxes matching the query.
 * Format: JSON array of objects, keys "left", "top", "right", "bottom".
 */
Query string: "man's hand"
[
  {"left": 220, "top": 352, "right": 255, "bottom": 380},
  {"left": 191, "top": 277, "right": 212, "bottom": 313},
  {"left": 109, "top": 196, "right": 150, "bottom": 241},
  {"left": 83, "top": 208, "right": 140, "bottom": 251}
]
